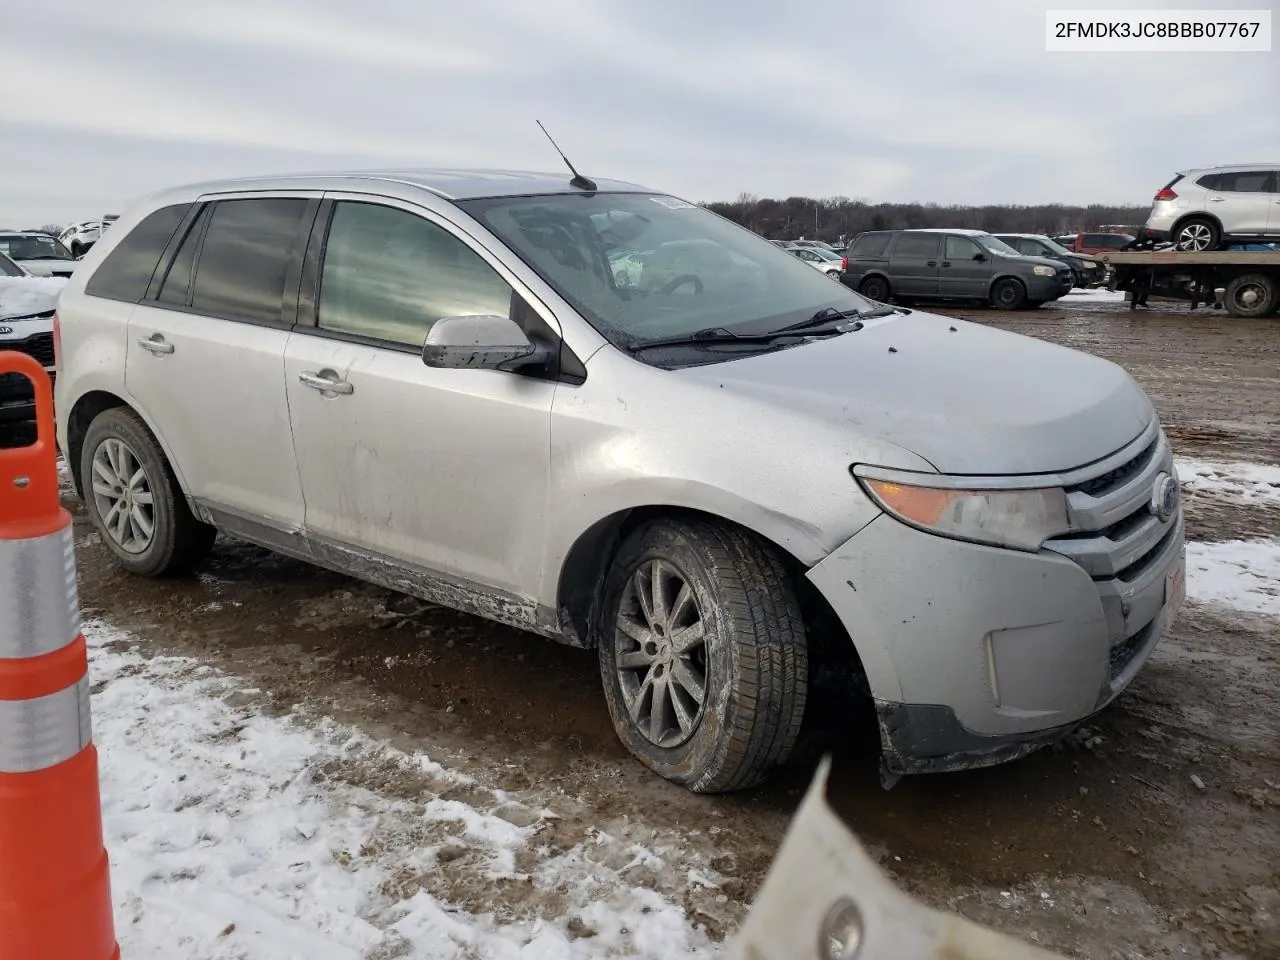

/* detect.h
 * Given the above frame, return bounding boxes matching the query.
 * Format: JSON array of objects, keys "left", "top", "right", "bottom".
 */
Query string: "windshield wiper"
[{"left": 626, "top": 326, "right": 804, "bottom": 352}]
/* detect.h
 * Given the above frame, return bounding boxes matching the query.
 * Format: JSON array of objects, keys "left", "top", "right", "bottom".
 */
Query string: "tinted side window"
[
  {"left": 892, "top": 234, "right": 940, "bottom": 258},
  {"left": 156, "top": 206, "right": 210, "bottom": 306},
  {"left": 190, "top": 198, "right": 309, "bottom": 324},
  {"left": 317, "top": 202, "right": 514, "bottom": 348},
  {"left": 83, "top": 203, "right": 191, "bottom": 303},
  {"left": 1222, "top": 171, "right": 1271, "bottom": 192},
  {"left": 944, "top": 236, "right": 982, "bottom": 259},
  {"left": 1198, "top": 173, "right": 1224, "bottom": 190},
  {"left": 851, "top": 233, "right": 891, "bottom": 258}
]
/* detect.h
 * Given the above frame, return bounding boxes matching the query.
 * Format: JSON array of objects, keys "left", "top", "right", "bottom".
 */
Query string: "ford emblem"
[{"left": 1149, "top": 472, "right": 1179, "bottom": 523}]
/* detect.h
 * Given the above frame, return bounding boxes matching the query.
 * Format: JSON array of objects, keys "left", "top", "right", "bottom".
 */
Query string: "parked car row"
[
  {"left": 840, "top": 228, "right": 1075, "bottom": 310},
  {"left": 0, "top": 231, "right": 81, "bottom": 278}
]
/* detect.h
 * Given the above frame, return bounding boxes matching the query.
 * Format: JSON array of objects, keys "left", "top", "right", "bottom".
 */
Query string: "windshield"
[
  {"left": 0, "top": 235, "right": 74, "bottom": 261},
  {"left": 0, "top": 252, "right": 24, "bottom": 277},
  {"left": 1034, "top": 237, "right": 1073, "bottom": 257},
  {"left": 457, "top": 193, "right": 872, "bottom": 346},
  {"left": 975, "top": 234, "right": 1022, "bottom": 256}
]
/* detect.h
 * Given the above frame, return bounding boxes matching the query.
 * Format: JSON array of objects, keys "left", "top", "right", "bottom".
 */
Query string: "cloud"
[{"left": 1, "top": 0, "right": 1276, "bottom": 226}]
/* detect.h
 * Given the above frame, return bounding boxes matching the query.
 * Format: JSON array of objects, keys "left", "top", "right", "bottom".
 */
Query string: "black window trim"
[
  {"left": 147, "top": 202, "right": 210, "bottom": 305},
  {"left": 141, "top": 193, "right": 320, "bottom": 330},
  {"left": 293, "top": 194, "right": 584, "bottom": 384}
]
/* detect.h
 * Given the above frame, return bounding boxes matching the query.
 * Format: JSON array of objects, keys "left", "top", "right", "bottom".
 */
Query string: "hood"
[
  {"left": 677, "top": 310, "right": 1152, "bottom": 475},
  {"left": 994, "top": 252, "right": 1068, "bottom": 272},
  {"left": 13, "top": 259, "right": 78, "bottom": 278},
  {"left": 0, "top": 276, "right": 65, "bottom": 321}
]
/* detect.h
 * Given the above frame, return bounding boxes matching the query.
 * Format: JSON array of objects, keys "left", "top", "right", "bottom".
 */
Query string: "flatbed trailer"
[{"left": 1103, "top": 250, "right": 1280, "bottom": 318}]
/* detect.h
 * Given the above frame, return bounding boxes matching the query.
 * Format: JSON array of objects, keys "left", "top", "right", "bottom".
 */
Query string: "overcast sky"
[{"left": 2, "top": 0, "right": 1276, "bottom": 226}]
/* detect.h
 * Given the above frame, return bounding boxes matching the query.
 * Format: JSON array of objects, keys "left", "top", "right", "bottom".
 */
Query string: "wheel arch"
[
  {"left": 857, "top": 270, "right": 891, "bottom": 293},
  {"left": 65, "top": 390, "right": 193, "bottom": 503},
  {"left": 555, "top": 504, "right": 823, "bottom": 649},
  {"left": 1171, "top": 211, "right": 1224, "bottom": 240}
]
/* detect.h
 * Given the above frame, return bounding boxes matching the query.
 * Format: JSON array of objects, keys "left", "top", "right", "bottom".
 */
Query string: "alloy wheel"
[
  {"left": 90, "top": 437, "right": 156, "bottom": 554},
  {"left": 614, "top": 559, "right": 709, "bottom": 748}
]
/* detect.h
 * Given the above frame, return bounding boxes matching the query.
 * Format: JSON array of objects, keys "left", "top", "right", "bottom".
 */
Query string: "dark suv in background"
[
  {"left": 842, "top": 229, "right": 1074, "bottom": 309},
  {"left": 994, "top": 233, "right": 1104, "bottom": 288}
]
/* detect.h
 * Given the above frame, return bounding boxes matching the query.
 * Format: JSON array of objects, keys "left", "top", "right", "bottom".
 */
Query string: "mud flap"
[{"left": 726, "top": 758, "right": 1070, "bottom": 960}]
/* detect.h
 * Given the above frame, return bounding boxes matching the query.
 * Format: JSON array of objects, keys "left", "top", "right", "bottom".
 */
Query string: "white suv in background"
[
  {"left": 1144, "top": 164, "right": 1280, "bottom": 250},
  {"left": 59, "top": 216, "right": 120, "bottom": 256}
]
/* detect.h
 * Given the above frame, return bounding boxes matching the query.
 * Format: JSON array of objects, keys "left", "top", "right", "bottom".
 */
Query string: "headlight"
[
  {"left": 1032, "top": 265, "right": 1056, "bottom": 277},
  {"left": 856, "top": 473, "right": 1071, "bottom": 551},
  {"left": 1084, "top": 260, "right": 1099, "bottom": 269}
]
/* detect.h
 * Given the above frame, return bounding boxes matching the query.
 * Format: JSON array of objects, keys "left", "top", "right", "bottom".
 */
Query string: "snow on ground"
[
  {"left": 89, "top": 621, "right": 717, "bottom": 960},
  {"left": 1176, "top": 458, "right": 1280, "bottom": 507},
  {"left": 1185, "top": 539, "right": 1280, "bottom": 617},
  {"left": 1057, "top": 288, "right": 1125, "bottom": 303}
]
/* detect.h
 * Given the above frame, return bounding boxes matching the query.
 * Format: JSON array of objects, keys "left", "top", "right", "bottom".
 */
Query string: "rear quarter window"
[
  {"left": 850, "top": 233, "right": 891, "bottom": 258},
  {"left": 83, "top": 203, "right": 192, "bottom": 303}
]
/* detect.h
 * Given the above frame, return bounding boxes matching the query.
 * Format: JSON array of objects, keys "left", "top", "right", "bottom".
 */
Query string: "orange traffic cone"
[{"left": 0, "top": 351, "right": 119, "bottom": 959}]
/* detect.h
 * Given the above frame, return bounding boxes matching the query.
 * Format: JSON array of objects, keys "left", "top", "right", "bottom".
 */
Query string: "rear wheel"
[
  {"left": 80, "top": 408, "right": 216, "bottom": 576},
  {"left": 597, "top": 518, "right": 808, "bottom": 793},
  {"left": 1223, "top": 273, "right": 1278, "bottom": 318},
  {"left": 1173, "top": 217, "right": 1221, "bottom": 252},
  {"left": 859, "top": 275, "right": 890, "bottom": 301},
  {"left": 991, "top": 277, "right": 1026, "bottom": 310}
]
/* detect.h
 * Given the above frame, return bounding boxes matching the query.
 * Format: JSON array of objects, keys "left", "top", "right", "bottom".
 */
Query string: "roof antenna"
[{"left": 537, "top": 120, "right": 597, "bottom": 192}]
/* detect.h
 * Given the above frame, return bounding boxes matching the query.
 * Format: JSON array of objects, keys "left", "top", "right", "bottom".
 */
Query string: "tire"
[
  {"left": 990, "top": 277, "right": 1026, "bottom": 310},
  {"left": 859, "top": 275, "right": 890, "bottom": 301},
  {"left": 80, "top": 407, "right": 216, "bottom": 576},
  {"left": 597, "top": 518, "right": 808, "bottom": 793},
  {"left": 1223, "top": 273, "right": 1278, "bottom": 318},
  {"left": 1173, "top": 217, "right": 1221, "bottom": 252}
]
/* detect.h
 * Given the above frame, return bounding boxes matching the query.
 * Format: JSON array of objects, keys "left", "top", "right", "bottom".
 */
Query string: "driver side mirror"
[
  {"left": 422, "top": 315, "right": 549, "bottom": 372},
  {"left": 972, "top": 252, "right": 987, "bottom": 261}
]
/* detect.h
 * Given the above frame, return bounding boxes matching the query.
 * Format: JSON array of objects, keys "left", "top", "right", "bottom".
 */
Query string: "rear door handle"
[
  {"left": 298, "top": 369, "right": 354, "bottom": 395},
  {"left": 926, "top": 260, "right": 937, "bottom": 266},
  {"left": 137, "top": 334, "right": 174, "bottom": 355},
  {"left": 1208, "top": 196, "right": 1225, "bottom": 202}
]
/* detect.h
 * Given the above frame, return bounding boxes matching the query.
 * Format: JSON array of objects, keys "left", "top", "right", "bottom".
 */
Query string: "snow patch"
[
  {"left": 1185, "top": 540, "right": 1280, "bottom": 617},
  {"left": 1057, "top": 288, "right": 1125, "bottom": 304},
  {"left": 1176, "top": 458, "right": 1280, "bottom": 507},
  {"left": 0, "top": 275, "right": 64, "bottom": 319},
  {"left": 86, "top": 621, "right": 717, "bottom": 960}
]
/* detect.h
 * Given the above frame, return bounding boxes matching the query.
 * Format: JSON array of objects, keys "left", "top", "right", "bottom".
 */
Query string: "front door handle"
[
  {"left": 298, "top": 369, "right": 354, "bottom": 395},
  {"left": 940, "top": 260, "right": 952, "bottom": 267},
  {"left": 137, "top": 334, "right": 174, "bottom": 355}
]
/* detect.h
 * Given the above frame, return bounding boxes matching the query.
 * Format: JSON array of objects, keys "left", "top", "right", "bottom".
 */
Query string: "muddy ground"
[{"left": 33, "top": 300, "right": 1280, "bottom": 958}]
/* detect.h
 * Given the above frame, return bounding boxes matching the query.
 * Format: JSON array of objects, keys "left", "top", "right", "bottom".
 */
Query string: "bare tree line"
[{"left": 704, "top": 193, "right": 1150, "bottom": 243}]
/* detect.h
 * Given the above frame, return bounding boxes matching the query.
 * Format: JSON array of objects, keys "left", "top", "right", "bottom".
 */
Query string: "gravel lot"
[{"left": 21, "top": 297, "right": 1280, "bottom": 958}]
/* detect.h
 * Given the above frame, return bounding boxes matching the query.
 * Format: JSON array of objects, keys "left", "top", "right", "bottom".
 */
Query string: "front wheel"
[
  {"left": 597, "top": 518, "right": 808, "bottom": 793},
  {"left": 80, "top": 407, "right": 216, "bottom": 576},
  {"left": 991, "top": 277, "right": 1027, "bottom": 310}
]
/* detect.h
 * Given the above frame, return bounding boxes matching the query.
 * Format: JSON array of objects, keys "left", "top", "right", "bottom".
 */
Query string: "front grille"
[
  {"left": 0, "top": 333, "right": 55, "bottom": 404},
  {"left": 1044, "top": 425, "right": 1182, "bottom": 662},
  {"left": 1068, "top": 436, "right": 1158, "bottom": 498}
]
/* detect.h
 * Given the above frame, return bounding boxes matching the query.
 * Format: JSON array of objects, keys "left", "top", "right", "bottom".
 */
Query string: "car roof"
[
  {"left": 0, "top": 231, "right": 49, "bottom": 238},
  {"left": 903, "top": 228, "right": 991, "bottom": 236},
  {"left": 155, "top": 168, "right": 659, "bottom": 201},
  {"left": 1179, "top": 162, "right": 1280, "bottom": 173}
]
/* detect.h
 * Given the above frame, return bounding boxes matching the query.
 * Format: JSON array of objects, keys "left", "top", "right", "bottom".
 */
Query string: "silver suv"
[
  {"left": 1144, "top": 164, "right": 1280, "bottom": 250},
  {"left": 54, "top": 169, "right": 1186, "bottom": 792}
]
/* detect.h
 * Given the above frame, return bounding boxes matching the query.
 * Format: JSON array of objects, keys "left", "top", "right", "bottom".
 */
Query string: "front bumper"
[
  {"left": 807, "top": 427, "right": 1185, "bottom": 776},
  {"left": 1025, "top": 273, "right": 1073, "bottom": 300}
]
